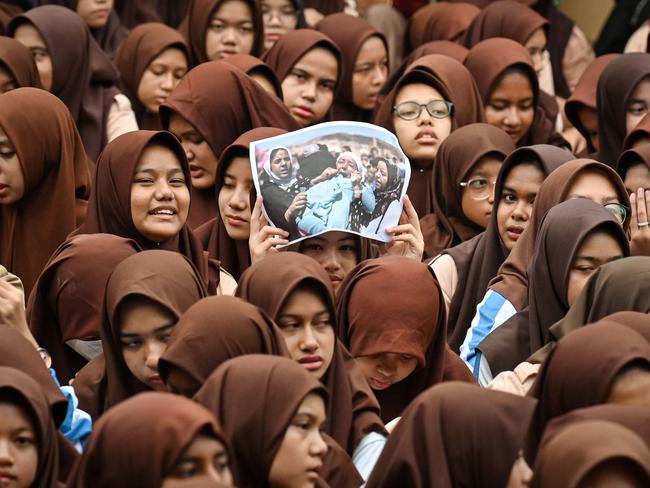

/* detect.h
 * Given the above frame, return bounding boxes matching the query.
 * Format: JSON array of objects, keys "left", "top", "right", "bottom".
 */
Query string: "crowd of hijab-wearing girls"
[{"left": 4, "top": 0, "right": 650, "bottom": 486}]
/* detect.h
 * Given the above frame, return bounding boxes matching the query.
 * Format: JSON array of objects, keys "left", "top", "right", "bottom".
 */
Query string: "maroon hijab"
[
  {"left": 406, "top": 2, "right": 480, "bottom": 53},
  {"left": 222, "top": 53, "right": 282, "bottom": 97},
  {"left": 0, "top": 36, "right": 42, "bottom": 89}
]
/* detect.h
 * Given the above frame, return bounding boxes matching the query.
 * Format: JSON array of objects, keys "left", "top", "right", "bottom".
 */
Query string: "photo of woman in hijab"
[{"left": 361, "top": 156, "right": 403, "bottom": 235}]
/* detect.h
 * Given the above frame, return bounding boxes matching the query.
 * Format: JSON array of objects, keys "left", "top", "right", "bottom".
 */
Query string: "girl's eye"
[
  {"left": 502, "top": 193, "right": 517, "bottom": 203},
  {"left": 400, "top": 354, "right": 414, "bottom": 361},
  {"left": 303, "top": 244, "right": 323, "bottom": 252},
  {"left": 279, "top": 321, "right": 300, "bottom": 330},
  {"left": 628, "top": 104, "right": 647, "bottom": 115},
  {"left": 121, "top": 340, "right": 141, "bottom": 349},
  {"left": 209, "top": 22, "right": 225, "bottom": 31},
  {"left": 575, "top": 266, "right": 595, "bottom": 273},
  {"left": 15, "top": 436, "right": 34, "bottom": 447},
  {"left": 174, "top": 462, "right": 198, "bottom": 478},
  {"left": 0, "top": 151, "right": 16, "bottom": 159},
  {"left": 339, "top": 244, "right": 356, "bottom": 252},
  {"left": 135, "top": 178, "right": 154, "bottom": 185}
]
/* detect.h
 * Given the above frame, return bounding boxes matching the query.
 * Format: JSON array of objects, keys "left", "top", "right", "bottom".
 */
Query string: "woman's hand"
[
  {"left": 284, "top": 192, "right": 307, "bottom": 223},
  {"left": 629, "top": 188, "right": 650, "bottom": 256},
  {"left": 310, "top": 167, "right": 338, "bottom": 186},
  {"left": 249, "top": 196, "right": 290, "bottom": 264},
  {"left": 384, "top": 195, "right": 424, "bottom": 261},
  {"left": 0, "top": 279, "right": 37, "bottom": 348}
]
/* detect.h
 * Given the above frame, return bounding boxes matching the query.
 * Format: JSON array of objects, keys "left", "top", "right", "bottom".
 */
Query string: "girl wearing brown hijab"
[
  {"left": 67, "top": 392, "right": 235, "bottom": 488},
  {"left": 194, "top": 355, "right": 329, "bottom": 488},
  {"left": 182, "top": 0, "right": 263, "bottom": 67},
  {"left": 26, "top": 234, "right": 141, "bottom": 384},
  {"left": 464, "top": 38, "right": 566, "bottom": 149},
  {"left": 72, "top": 250, "right": 208, "bottom": 420},
  {"left": 596, "top": 53, "right": 650, "bottom": 167},
  {"left": 405, "top": 2, "right": 480, "bottom": 53},
  {"left": 619, "top": 144, "right": 650, "bottom": 197},
  {"left": 0, "top": 36, "right": 41, "bottom": 94},
  {"left": 366, "top": 382, "right": 537, "bottom": 488},
  {"left": 115, "top": 22, "right": 189, "bottom": 130},
  {"left": 263, "top": 29, "right": 341, "bottom": 128},
  {"left": 336, "top": 256, "right": 475, "bottom": 423},
  {"left": 373, "top": 54, "right": 484, "bottom": 220},
  {"left": 160, "top": 62, "right": 298, "bottom": 229},
  {"left": 261, "top": 0, "right": 306, "bottom": 51},
  {"left": 317, "top": 13, "right": 389, "bottom": 123},
  {"left": 625, "top": 112, "right": 650, "bottom": 150},
  {"left": 421, "top": 123, "right": 514, "bottom": 258},
  {"left": 0, "top": 87, "right": 91, "bottom": 298},
  {"left": 78, "top": 130, "right": 234, "bottom": 294},
  {"left": 9, "top": 6, "right": 138, "bottom": 160},
  {"left": 222, "top": 53, "right": 282, "bottom": 97},
  {"left": 0, "top": 367, "right": 61, "bottom": 488}
]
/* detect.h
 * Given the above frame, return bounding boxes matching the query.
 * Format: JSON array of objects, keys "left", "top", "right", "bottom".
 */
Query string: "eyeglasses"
[
  {"left": 459, "top": 178, "right": 496, "bottom": 200},
  {"left": 393, "top": 100, "right": 453, "bottom": 120},
  {"left": 604, "top": 202, "right": 629, "bottom": 224}
]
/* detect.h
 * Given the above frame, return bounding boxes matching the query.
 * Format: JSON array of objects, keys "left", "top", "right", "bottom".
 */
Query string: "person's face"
[
  {"left": 299, "top": 232, "right": 357, "bottom": 293},
  {"left": 352, "top": 36, "right": 388, "bottom": 110},
  {"left": 355, "top": 353, "right": 418, "bottom": 391},
  {"left": 137, "top": 48, "right": 188, "bottom": 114},
  {"left": 566, "top": 169, "right": 622, "bottom": 209},
  {"left": 13, "top": 24, "right": 52, "bottom": 92},
  {"left": 130, "top": 144, "right": 190, "bottom": 243},
  {"left": 0, "top": 128, "right": 24, "bottom": 205},
  {"left": 205, "top": 0, "right": 255, "bottom": 60},
  {"left": 250, "top": 72, "right": 277, "bottom": 96},
  {"left": 76, "top": 0, "right": 113, "bottom": 29},
  {"left": 393, "top": 83, "right": 452, "bottom": 162},
  {"left": 577, "top": 106, "right": 599, "bottom": 151},
  {"left": 485, "top": 71, "right": 535, "bottom": 145},
  {"left": 626, "top": 76, "right": 650, "bottom": 134},
  {"left": 335, "top": 155, "right": 358, "bottom": 178},
  {"left": 276, "top": 287, "right": 335, "bottom": 380},
  {"left": 271, "top": 149, "right": 291, "bottom": 179},
  {"left": 497, "top": 162, "right": 545, "bottom": 252},
  {"left": 281, "top": 47, "right": 338, "bottom": 128},
  {"left": 218, "top": 156, "right": 253, "bottom": 240},
  {"left": 376, "top": 161, "right": 388, "bottom": 190},
  {"left": 566, "top": 229, "right": 624, "bottom": 307},
  {"left": 162, "top": 435, "right": 234, "bottom": 487},
  {"left": 0, "top": 401, "right": 38, "bottom": 488},
  {"left": 0, "top": 66, "right": 17, "bottom": 95},
  {"left": 607, "top": 367, "right": 650, "bottom": 407},
  {"left": 261, "top": 0, "right": 298, "bottom": 51},
  {"left": 168, "top": 113, "right": 219, "bottom": 190},
  {"left": 268, "top": 393, "right": 327, "bottom": 488},
  {"left": 505, "top": 453, "right": 532, "bottom": 488},
  {"left": 460, "top": 156, "right": 502, "bottom": 229},
  {"left": 524, "top": 28, "right": 546, "bottom": 76},
  {"left": 625, "top": 162, "right": 650, "bottom": 194},
  {"left": 119, "top": 296, "right": 176, "bottom": 390}
]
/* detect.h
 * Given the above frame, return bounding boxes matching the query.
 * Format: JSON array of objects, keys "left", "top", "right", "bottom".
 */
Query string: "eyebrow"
[
  {"left": 566, "top": 194, "right": 620, "bottom": 203},
  {"left": 279, "top": 310, "right": 330, "bottom": 319},
  {"left": 574, "top": 255, "right": 624, "bottom": 264},
  {"left": 135, "top": 168, "right": 184, "bottom": 175},
  {"left": 120, "top": 322, "right": 175, "bottom": 338}
]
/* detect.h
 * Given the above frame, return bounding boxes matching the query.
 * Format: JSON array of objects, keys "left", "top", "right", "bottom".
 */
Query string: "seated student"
[
  {"left": 222, "top": 53, "right": 282, "bottom": 97},
  {"left": 0, "top": 36, "right": 41, "bottom": 94}
]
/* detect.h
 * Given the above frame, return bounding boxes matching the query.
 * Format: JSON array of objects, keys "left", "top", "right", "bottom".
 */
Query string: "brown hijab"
[
  {"left": 0, "top": 87, "right": 92, "bottom": 298},
  {"left": 222, "top": 53, "right": 282, "bottom": 98},
  {"left": 26, "top": 234, "right": 141, "bottom": 384},
  {"left": 0, "top": 367, "right": 60, "bottom": 488},
  {"left": 619, "top": 143, "right": 650, "bottom": 183},
  {"left": 374, "top": 54, "right": 485, "bottom": 218},
  {"left": 443, "top": 144, "right": 573, "bottom": 352},
  {"left": 182, "top": 0, "right": 263, "bottom": 67},
  {"left": 236, "top": 251, "right": 386, "bottom": 453},
  {"left": 67, "top": 391, "right": 229, "bottom": 488},
  {"left": 194, "top": 355, "right": 328, "bottom": 488},
  {"left": 423, "top": 123, "right": 515, "bottom": 258},
  {"left": 114, "top": 22, "right": 189, "bottom": 130},
  {"left": 0, "top": 36, "right": 42, "bottom": 89},
  {"left": 406, "top": 2, "right": 480, "bottom": 53},
  {"left": 525, "top": 321, "right": 650, "bottom": 463},
  {"left": 482, "top": 199, "right": 629, "bottom": 376},
  {"left": 73, "top": 250, "right": 208, "bottom": 419},
  {"left": 114, "top": 0, "right": 161, "bottom": 28},
  {"left": 335, "top": 256, "right": 475, "bottom": 422},
  {"left": 366, "top": 382, "right": 537, "bottom": 488},
  {"left": 159, "top": 295, "right": 289, "bottom": 396},
  {"left": 624, "top": 112, "right": 650, "bottom": 150},
  {"left": 160, "top": 61, "right": 299, "bottom": 228},
  {"left": 597, "top": 53, "right": 650, "bottom": 167},
  {"left": 317, "top": 13, "right": 388, "bottom": 122},
  {"left": 564, "top": 54, "right": 619, "bottom": 155},
  {"left": 9, "top": 6, "right": 121, "bottom": 160}
]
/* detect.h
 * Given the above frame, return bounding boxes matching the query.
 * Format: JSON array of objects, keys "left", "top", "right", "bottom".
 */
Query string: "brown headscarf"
[
  {"left": 26, "top": 234, "right": 141, "bottom": 384},
  {"left": 564, "top": 54, "right": 619, "bottom": 155},
  {"left": 0, "top": 367, "right": 60, "bottom": 488},
  {"left": 78, "top": 130, "right": 221, "bottom": 293},
  {"left": 222, "top": 53, "right": 282, "bottom": 98},
  {"left": 67, "top": 391, "right": 229, "bottom": 488},
  {"left": 0, "top": 2, "right": 22, "bottom": 35},
  {"left": 482, "top": 199, "right": 629, "bottom": 376},
  {"left": 624, "top": 112, "right": 650, "bottom": 150},
  {"left": 182, "top": 0, "right": 263, "bottom": 67},
  {"left": 596, "top": 53, "right": 650, "bottom": 167},
  {"left": 160, "top": 61, "right": 299, "bottom": 228},
  {"left": 443, "top": 144, "right": 573, "bottom": 352},
  {"left": 335, "top": 256, "right": 475, "bottom": 422},
  {"left": 374, "top": 54, "right": 485, "bottom": 218},
  {"left": 0, "top": 36, "right": 42, "bottom": 89},
  {"left": 461, "top": 0, "right": 549, "bottom": 48},
  {"left": 0, "top": 87, "right": 92, "bottom": 298},
  {"left": 73, "top": 250, "right": 208, "bottom": 420},
  {"left": 525, "top": 320, "right": 650, "bottom": 463},
  {"left": 9, "top": 6, "right": 121, "bottom": 161},
  {"left": 366, "top": 382, "right": 537, "bottom": 488},
  {"left": 464, "top": 37, "right": 564, "bottom": 148},
  {"left": 422, "top": 123, "right": 515, "bottom": 258},
  {"left": 159, "top": 295, "right": 289, "bottom": 396},
  {"left": 114, "top": 22, "right": 189, "bottom": 130},
  {"left": 619, "top": 143, "right": 650, "bottom": 184},
  {"left": 114, "top": 0, "right": 161, "bottom": 28},
  {"left": 194, "top": 355, "right": 328, "bottom": 488},
  {"left": 406, "top": 2, "right": 480, "bottom": 53},
  {"left": 236, "top": 252, "right": 386, "bottom": 453},
  {"left": 317, "top": 13, "right": 388, "bottom": 122}
]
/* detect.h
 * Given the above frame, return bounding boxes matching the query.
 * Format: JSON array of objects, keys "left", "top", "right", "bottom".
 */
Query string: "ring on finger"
[{"left": 638, "top": 221, "right": 650, "bottom": 228}]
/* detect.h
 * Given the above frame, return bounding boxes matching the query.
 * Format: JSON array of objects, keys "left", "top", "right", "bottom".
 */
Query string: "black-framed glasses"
[
  {"left": 393, "top": 100, "right": 453, "bottom": 120},
  {"left": 459, "top": 178, "right": 497, "bottom": 200},
  {"left": 604, "top": 202, "right": 629, "bottom": 225}
]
